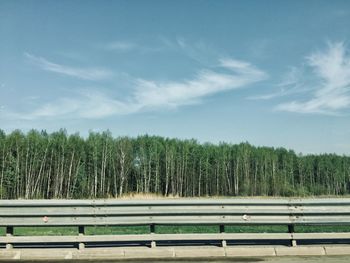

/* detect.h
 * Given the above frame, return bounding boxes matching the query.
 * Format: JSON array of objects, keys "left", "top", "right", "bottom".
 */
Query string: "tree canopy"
[{"left": 0, "top": 129, "right": 349, "bottom": 199}]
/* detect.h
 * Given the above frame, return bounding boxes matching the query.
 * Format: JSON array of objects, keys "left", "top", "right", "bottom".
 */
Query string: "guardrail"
[{"left": 1, "top": 198, "right": 350, "bottom": 249}]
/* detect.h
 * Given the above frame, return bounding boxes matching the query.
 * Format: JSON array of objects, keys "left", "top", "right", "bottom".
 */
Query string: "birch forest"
[{"left": 0, "top": 129, "right": 349, "bottom": 199}]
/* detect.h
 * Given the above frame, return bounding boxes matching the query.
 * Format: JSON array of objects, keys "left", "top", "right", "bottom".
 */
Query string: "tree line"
[{"left": 0, "top": 129, "right": 349, "bottom": 199}]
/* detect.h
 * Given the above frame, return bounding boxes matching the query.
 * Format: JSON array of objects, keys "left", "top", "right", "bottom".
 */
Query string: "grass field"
[{"left": 1, "top": 225, "right": 350, "bottom": 236}]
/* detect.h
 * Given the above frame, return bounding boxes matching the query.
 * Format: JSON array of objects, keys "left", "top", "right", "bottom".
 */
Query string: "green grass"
[
  {"left": 1, "top": 224, "right": 349, "bottom": 236},
  {"left": 86, "top": 225, "right": 150, "bottom": 235}
]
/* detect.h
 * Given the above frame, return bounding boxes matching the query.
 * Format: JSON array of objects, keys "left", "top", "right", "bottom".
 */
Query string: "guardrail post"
[
  {"left": 6, "top": 226, "right": 14, "bottom": 249},
  {"left": 78, "top": 225, "right": 85, "bottom": 249},
  {"left": 220, "top": 224, "right": 227, "bottom": 247},
  {"left": 288, "top": 224, "right": 297, "bottom": 247},
  {"left": 150, "top": 224, "right": 156, "bottom": 248}
]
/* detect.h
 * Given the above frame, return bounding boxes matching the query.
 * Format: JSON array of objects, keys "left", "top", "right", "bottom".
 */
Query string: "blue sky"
[{"left": 1, "top": 0, "right": 350, "bottom": 154}]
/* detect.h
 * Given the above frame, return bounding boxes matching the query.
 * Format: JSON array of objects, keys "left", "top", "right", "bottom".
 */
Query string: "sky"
[{"left": 1, "top": 0, "right": 350, "bottom": 155}]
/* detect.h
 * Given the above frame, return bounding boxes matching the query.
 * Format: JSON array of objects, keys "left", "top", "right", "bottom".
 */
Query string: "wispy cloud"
[
  {"left": 248, "top": 67, "right": 307, "bottom": 100},
  {"left": 160, "top": 37, "right": 220, "bottom": 65},
  {"left": 332, "top": 9, "right": 350, "bottom": 18},
  {"left": 102, "top": 41, "right": 138, "bottom": 51},
  {"left": 19, "top": 92, "right": 134, "bottom": 120},
  {"left": 132, "top": 58, "right": 267, "bottom": 109},
  {"left": 101, "top": 40, "right": 165, "bottom": 53},
  {"left": 12, "top": 57, "right": 267, "bottom": 120},
  {"left": 277, "top": 42, "right": 350, "bottom": 114},
  {"left": 103, "top": 37, "right": 220, "bottom": 64},
  {"left": 25, "top": 53, "right": 113, "bottom": 81}
]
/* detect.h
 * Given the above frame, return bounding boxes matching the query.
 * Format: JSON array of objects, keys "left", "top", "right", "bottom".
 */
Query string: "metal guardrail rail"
[{"left": 0, "top": 198, "right": 350, "bottom": 249}]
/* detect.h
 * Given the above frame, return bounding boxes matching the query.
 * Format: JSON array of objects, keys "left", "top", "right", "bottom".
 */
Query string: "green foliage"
[{"left": 0, "top": 130, "right": 349, "bottom": 199}]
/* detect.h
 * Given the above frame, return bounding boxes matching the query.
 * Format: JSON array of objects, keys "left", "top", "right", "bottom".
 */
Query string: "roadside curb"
[{"left": 1, "top": 245, "right": 350, "bottom": 261}]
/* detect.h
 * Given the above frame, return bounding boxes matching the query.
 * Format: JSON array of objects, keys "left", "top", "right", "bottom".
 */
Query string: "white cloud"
[
  {"left": 21, "top": 92, "right": 135, "bottom": 120},
  {"left": 132, "top": 58, "right": 267, "bottom": 110},
  {"left": 12, "top": 57, "right": 267, "bottom": 120},
  {"left": 277, "top": 42, "right": 350, "bottom": 114},
  {"left": 25, "top": 53, "right": 113, "bottom": 81}
]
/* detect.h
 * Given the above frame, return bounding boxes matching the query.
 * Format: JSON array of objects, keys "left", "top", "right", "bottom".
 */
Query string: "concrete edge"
[{"left": 0, "top": 246, "right": 350, "bottom": 261}]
